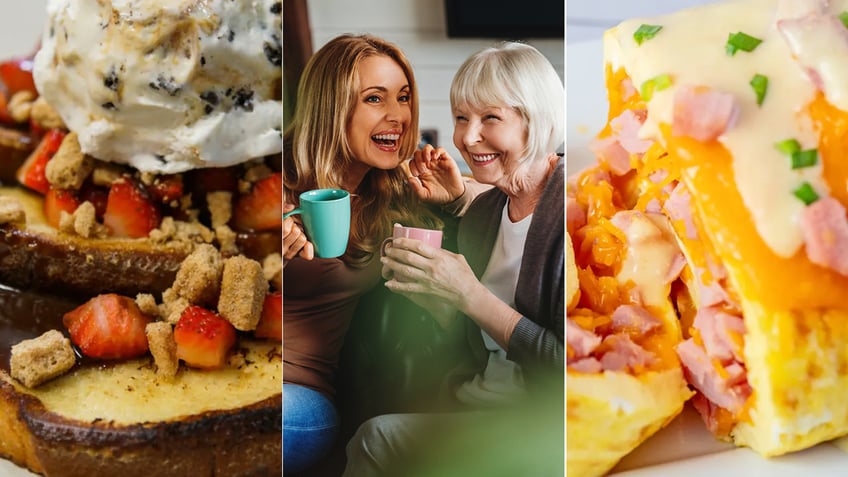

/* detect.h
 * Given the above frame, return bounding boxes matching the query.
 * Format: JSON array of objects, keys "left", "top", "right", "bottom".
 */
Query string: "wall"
[
  {"left": 0, "top": 2, "right": 47, "bottom": 59},
  {"left": 306, "top": 0, "right": 564, "bottom": 173}
]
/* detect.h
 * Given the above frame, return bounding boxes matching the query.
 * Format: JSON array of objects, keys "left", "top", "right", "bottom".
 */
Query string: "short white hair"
[{"left": 450, "top": 42, "right": 564, "bottom": 187}]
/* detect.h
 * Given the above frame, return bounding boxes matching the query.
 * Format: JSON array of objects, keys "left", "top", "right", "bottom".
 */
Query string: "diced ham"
[
  {"left": 644, "top": 198, "right": 663, "bottom": 214},
  {"left": 610, "top": 109, "right": 652, "bottom": 155},
  {"left": 664, "top": 183, "right": 698, "bottom": 240},
  {"left": 569, "top": 357, "right": 603, "bottom": 373},
  {"left": 774, "top": 0, "right": 827, "bottom": 22},
  {"left": 690, "top": 393, "right": 734, "bottom": 437},
  {"left": 801, "top": 196, "right": 848, "bottom": 276},
  {"left": 671, "top": 85, "right": 739, "bottom": 142},
  {"left": 566, "top": 319, "right": 601, "bottom": 361},
  {"left": 589, "top": 136, "right": 632, "bottom": 176},
  {"left": 599, "top": 334, "right": 656, "bottom": 372},
  {"left": 620, "top": 77, "right": 637, "bottom": 102},
  {"left": 567, "top": 195, "right": 587, "bottom": 235},
  {"left": 610, "top": 304, "right": 662, "bottom": 335},
  {"left": 665, "top": 252, "right": 687, "bottom": 283},
  {"left": 693, "top": 307, "right": 746, "bottom": 363},
  {"left": 676, "top": 338, "right": 750, "bottom": 414},
  {"left": 648, "top": 169, "right": 669, "bottom": 185},
  {"left": 779, "top": 15, "right": 848, "bottom": 100}
]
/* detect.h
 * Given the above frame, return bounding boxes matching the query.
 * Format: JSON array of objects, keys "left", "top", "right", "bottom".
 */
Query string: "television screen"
[{"left": 444, "top": 0, "right": 564, "bottom": 39}]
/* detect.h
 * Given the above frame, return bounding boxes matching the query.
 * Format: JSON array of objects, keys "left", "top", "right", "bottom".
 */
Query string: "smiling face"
[
  {"left": 452, "top": 104, "right": 527, "bottom": 189},
  {"left": 346, "top": 55, "right": 412, "bottom": 176}
]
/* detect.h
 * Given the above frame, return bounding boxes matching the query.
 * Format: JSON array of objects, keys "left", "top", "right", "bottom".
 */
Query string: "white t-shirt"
[{"left": 456, "top": 201, "right": 531, "bottom": 405}]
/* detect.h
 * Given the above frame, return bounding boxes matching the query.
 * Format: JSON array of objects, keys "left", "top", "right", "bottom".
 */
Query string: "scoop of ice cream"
[{"left": 33, "top": 0, "right": 282, "bottom": 173}]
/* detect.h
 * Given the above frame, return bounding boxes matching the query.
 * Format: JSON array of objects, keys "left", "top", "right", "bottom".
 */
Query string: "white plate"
[
  {"left": 566, "top": 37, "right": 848, "bottom": 477},
  {"left": 1, "top": 3, "right": 50, "bottom": 476}
]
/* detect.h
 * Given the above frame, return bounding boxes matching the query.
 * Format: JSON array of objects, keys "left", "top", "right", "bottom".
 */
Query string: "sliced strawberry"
[
  {"left": 145, "top": 174, "right": 184, "bottom": 204},
  {"left": 63, "top": 293, "right": 152, "bottom": 360},
  {"left": 43, "top": 187, "right": 80, "bottom": 228},
  {"left": 254, "top": 291, "right": 282, "bottom": 341},
  {"left": 15, "top": 128, "right": 66, "bottom": 194},
  {"left": 103, "top": 177, "right": 161, "bottom": 238},
  {"left": 79, "top": 182, "right": 109, "bottom": 220},
  {"left": 174, "top": 305, "right": 237, "bottom": 369},
  {"left": 232, "top": 172, "right": 282, "bottom": 232},
  {"left": 0, "top": 57, "right": 36, "bottom": 96}
]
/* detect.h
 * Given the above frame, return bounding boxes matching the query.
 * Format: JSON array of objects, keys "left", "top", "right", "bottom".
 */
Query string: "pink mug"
[{"left": 381, "top": 224, "right": 443, "bottom": 256}]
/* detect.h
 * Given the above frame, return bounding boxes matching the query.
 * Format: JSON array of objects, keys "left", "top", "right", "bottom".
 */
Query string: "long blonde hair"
[{"left": 284, "top": 34, "right": 440, "bottom": 267}]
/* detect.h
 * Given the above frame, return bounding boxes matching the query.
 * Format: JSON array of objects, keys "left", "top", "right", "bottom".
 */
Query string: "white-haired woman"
[{"left": 343, "top": 41, "right": 565, "bottom": 476}]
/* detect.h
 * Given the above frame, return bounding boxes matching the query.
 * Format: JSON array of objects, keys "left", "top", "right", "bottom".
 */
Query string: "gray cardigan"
[{"left": 444, "top": 159, "right": 565, "bottom": 399}]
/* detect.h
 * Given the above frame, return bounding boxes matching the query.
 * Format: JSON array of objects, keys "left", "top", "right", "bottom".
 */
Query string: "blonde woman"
[
  {"left": 344, "top": 41, "right": 565, "bottom": 476},
  {"left": 282, "top": 34, "right": 441, "bottom": 473}
]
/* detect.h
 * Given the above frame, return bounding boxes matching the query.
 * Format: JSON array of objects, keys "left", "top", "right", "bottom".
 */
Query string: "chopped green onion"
[
  {"left": 793, "top": 182, "right": 819, "bottom": 205},
  {"left": 634, "top": 24, "right": 663, "bottom": 45},
  {"left": 774, "top": 138, "right": 801, "bottom": 155},
  {"left": 640, "top": 74, "right": 673, "bottom": 101},
  {"left": 750, "top": 74, "right": 768, "bottom": 106},
  {"left": 839, "top": 11, "right": 848, "bottom": 29},
  {"left": 726, "top": 32, "right": 763, "bottom": 56},
  {"left": 791, "top": 149, "right": 819, "bottom": 169}
]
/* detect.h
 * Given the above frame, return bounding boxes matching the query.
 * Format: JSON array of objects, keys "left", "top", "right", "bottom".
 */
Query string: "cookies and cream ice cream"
[{"left": 33, "top": 0, "right": 282, "bottom": 173}]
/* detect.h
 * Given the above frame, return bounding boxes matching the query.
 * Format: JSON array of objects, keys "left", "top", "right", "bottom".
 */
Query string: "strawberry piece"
[
  {"left": 15, "top": 129, "right": 67, "bottom": 194},
  {"left": 0, "top": 57, "right": 37, "bottom": 96},
  {"left": 232, "top": 172, "right": 282, "bottom": 232},
  {"left": 63, "top": 293, "right": 152, "bottom": 360},
  {"left": 254, "top": 291, "right": 282, "bottom": 341},
  {"left": 174, "top": 305, "right": 237, "bottom": 369},
  {"left": 43, "top": 187, "right": 80, "bottom": 228},
  {"left": 103, "top": 177, "right": 161, "bottom": 238},
  {"left": 146, "top": 174, "right": 184, "bottom": 204},
  {"left": 79, "top": 182, "right": 109, "bottom": 220}
]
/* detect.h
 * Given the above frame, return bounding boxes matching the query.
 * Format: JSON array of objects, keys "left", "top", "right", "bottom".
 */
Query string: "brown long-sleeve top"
[{"left": 283, "top": 255, "right": 381, "bottom": 399}]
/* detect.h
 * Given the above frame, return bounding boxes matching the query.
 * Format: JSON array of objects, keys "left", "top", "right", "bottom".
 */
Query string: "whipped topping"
[
  {"left": 33, "top": 0, "right": 282, "bottom": 173},
  {"left": 605, "top": 0, "right": 848, "bottom": 258}
]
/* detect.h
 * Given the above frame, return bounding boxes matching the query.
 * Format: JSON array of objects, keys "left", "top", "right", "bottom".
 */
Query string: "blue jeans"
[{"left": 283, "top": 383, "right": 339, "bottom": 474}]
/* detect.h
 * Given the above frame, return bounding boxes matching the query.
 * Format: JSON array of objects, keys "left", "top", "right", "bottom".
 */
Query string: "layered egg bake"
[{"left": 568, "top": 0, "right": 848, "bottom": 472}]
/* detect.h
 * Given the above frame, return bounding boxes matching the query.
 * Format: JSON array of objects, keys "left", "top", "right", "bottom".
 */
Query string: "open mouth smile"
[
  {"left": 470, "top": 153, "right": 499, "bottom": 165},
  {"left": 371, "top": 133, "right": 401, "bottom": 152}
]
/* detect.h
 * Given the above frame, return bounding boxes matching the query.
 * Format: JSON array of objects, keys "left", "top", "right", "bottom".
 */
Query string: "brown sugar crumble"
[
  {"left": 0, "top": 196, "right": 26, "bottom": 225},
  {"left": 145, "top": 321, "right": 178, "bottom": 378},
  {"left": 45, "top": 132, "right": 94, "bottom": 190},
  {"left": 10, "top": 330, "right": 77, "bottom": 388},
  {"left": 218, "top": 255, "right": 266, "bottom": 331},
  {"left": 171, "top": 243, "right": 223, "bottom": 306}
]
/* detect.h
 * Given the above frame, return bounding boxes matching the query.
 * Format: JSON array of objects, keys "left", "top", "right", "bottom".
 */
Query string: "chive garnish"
[
  {"left": 640, "top": 74, "right": 672, "bottom": 101},
  {"left": 750, "top": 74, "right": 768, "bottom": 106},
  {"left": 726, "top": 32, "right": 763, "bottom": 55},
  {"left": 774, "top": 138, "right": 801, "bottom": 155},
  {"left": 839, "top": 11, "right": 848, "bottom": 29},
  {"left": 791, "top": 149, "right": 818, "bottom": 169},
  {"left": 793, "top": 182, "right": 819, "bottom": 205},
  {"left": 634, "top": 24, "right": 663, "bottom": 45}
]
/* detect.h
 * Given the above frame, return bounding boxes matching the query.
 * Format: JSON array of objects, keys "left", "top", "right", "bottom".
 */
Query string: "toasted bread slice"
[
  {"left": 0, "top": 185, "right": 280, "bottom": 297},
  {"left": 0, "top": 337, "right": 281, "bottom": 477}
]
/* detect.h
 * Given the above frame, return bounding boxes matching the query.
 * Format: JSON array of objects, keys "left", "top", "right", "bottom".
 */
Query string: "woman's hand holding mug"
[{"left": 284, "top": 203, "right": 314, "bottom": 263}]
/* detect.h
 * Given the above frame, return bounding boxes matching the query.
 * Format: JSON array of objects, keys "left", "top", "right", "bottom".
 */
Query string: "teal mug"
[{"left": 283, "top": 189, "right": 350, "bottom": 258}]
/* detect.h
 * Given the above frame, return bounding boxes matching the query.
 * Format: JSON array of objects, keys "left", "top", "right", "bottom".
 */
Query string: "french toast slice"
[
  {"left": 0, "top": 339, "right": 282, "bottom": 477},
  {"left": 0, "top": 284, "right": 281, "bottom": 477},
  {"left": 0, "top": 185, "right": 280, "bottom": 297}
]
